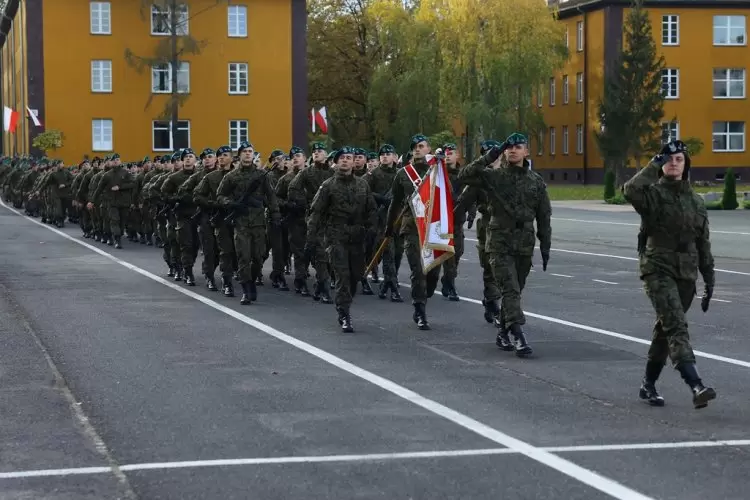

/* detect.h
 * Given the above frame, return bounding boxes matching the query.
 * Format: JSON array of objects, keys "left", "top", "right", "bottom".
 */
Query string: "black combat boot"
[
  {"left": 378, "top": 281, "right": 390, "bottom": 299},
  {"left": 371, "top": 268, "right": 380, "bottom": 283},
  {"left": 206, "top": 274, "right": 217, "bottom": 291},
  {"left": 299, "top": 281, "right": 310, "bottom": 297},
  {"left": 447, "top": 282, "right": 460, "bottom": 302},
  {"left": 341, "top": 311, "right": 354, "bottom": 333},
  {"left": 248, "top": 280, "right": 258, "bottom": 301},
  {"left": 677, "top": 363, "right": 717, "bottom": 409},
  {"left": 174, "top": 266, "right": 183, "bottom": 281},
  {"left": 312, "top": 281, "right": 321, "bottom": 301},
  {"left": 240, "top": 282, "right": 252, "bottom": 305},
  {"left": 233, "top": 271, "right": 240, "bottom": 282},
  {"left": 361, "top": 279, "right": 374, "bottom": 296},
  {"left": 412, "top": 303, "right": 430, "bottom": 330},
  {"left": 639, "top": 360, "right": 666, "bottom": 406},
  {"left": 390, "top": 283, "right": 403, "bottom": 303},
  {"left": 155, "top": 235, "right": 163, "bottom": 248},
  {"left": 509, "top": 324, "right": 532, "bottom": 358},
  {"left": 167, "top": 266, "right": 175, "bottom": 278},
  {"left": 277, "top": 276, "right": 289, "bottom": 291},
  {"left": 222, "top": 276, "right": 235, "bottom": 297},
  {"left": 114, "top": 236, "right": 122, "bottom": 249},
  {"left": 482, "top": 298, "right": 499, "bottom": 324},
  {"left": 106, "top": 235, "right": 113, "bottom": 246},
  {"left": 255, "top": 275, "right": 264, "bottom": 286},
  {"left": 184, "top": 268, "right": 196, "bottom": 286},
  {"left": 320, "top": 281, "right": 332, "bottom": 304},
  {"left": 139, "top": 234, "right": 147, "bottom": 244},
  {"left": 146, "top": 234, "right": 153, "bottom": 246}
]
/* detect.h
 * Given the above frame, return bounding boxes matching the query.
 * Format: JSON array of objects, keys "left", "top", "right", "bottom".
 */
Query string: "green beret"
[
  {"left": 310, "top": 142, "right": 326, "bottom": 152},
  {"left": 378, "top": 144, "right": 396, "bottom": 155},
  {"left": 410, "top": 134, "right": 429, "bottom": 150},
  {"left": 505, "top": 133, "right": 528, "bottom": 146}
]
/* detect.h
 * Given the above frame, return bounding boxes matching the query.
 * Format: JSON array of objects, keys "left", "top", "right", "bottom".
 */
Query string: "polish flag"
[
  {"left": 26, "top": 106, "right": 42, "bottom": 127},
  {"left": 3, "top": 106, "right": 19, "bottom": 133},
  {"left": 314, "top": 106, "right": 328, "bottom": 134}
]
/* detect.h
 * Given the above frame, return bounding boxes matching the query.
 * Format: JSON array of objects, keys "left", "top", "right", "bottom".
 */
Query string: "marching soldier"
[
  {"left": 162, "top": 149, "right": 199, "bottom": 285},
  {"left": 264, "top": 150, "right": 289, "bottom": 290},
  {"left": 276, "top": 151, "right": 304, "bottom": 292},
  {"left": 305, "top": 147, "right": 377, "bottom": 332},
  {"left": 89, "top": 154, "right": 135, "bottom": 249},
  {"left": 622, "top": 140, "right": 717, "bottom": 409},
  {"left": 459, "top": 133, "right": 551, "bottom": 357}
]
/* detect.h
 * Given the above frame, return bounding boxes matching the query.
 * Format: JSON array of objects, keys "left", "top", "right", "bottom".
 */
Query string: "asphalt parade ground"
[{"left": 1, "top": 198, "right": 749, "bottom": 500}]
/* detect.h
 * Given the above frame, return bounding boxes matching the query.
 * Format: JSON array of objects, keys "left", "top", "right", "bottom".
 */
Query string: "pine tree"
[
  {"left": 595, "top": 0, "right": 666, "bottom": 185},
  {"left": 722, "top": 167, "right": 739, "bottom": 210},
  {"left": 603, "top": 169, "right": 616, "bottom": 201}
]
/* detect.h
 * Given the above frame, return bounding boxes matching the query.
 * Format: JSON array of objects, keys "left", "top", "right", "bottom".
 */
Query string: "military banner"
[{"left": 403, "top": 155, "right": 455, "bottom": 273}]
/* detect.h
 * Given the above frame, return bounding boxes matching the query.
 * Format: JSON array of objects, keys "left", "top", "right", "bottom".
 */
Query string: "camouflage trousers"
[
  {"left": 198, "top": 214, "right": 218, "bottom": 276},
  {"left": 377, "top": 232, "right": 403, "bottom": 290},
  {"left": 441, "top": 224, "right": 465, "bottom": 284},
  {"left": 288, "top": 219, "right": 307, "bottom": 281},
  {"left": 476, "top": 216, "right": 501, "bottom": 301},
  {"left": 156, "top": 215, "right": 172, "bottom": 266},
  {"left": 214, "top": 222, "right": 236, "bottom": 278},
  {"left": 176, "top": 215, "right": 199, "bottom": 269},
  {"left": 108, "top": 206, "right": 129, "bottom": 237},
  {"left": 643, "top": 274, "right": 697, "bottom": 367},
  {"left": 234, "top": 223, "right": 266, "bottom": 283},
  {"left": 404, "top": 229, "right": 440, "bottom": 304},
  {"left": 327, "top": 242, "right": 365, "bottom": 313},
  {"left": 268, "top": 222, "right": 288, "bottom": 281},
  {"left": 489, "top": 253, "right": 532, "bottom": 326}
]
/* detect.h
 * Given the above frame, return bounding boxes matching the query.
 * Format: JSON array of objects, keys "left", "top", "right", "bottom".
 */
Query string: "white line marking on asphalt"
[
  {"left": 593, "top": 279, "right": 619, "bottom": 285},
  {"left": 4, "top": 439, "right": 750, "bottom": 479},
  {"left": 464, "top": 242, "right": 750, "bottom": 277},
  {"left": 0, "top": 202, "right": 654, "bottom": 500},
  {"left": 551, "top": 217, "right": 750, "bottom": 236},
  {"left": 399, "top": 284, "right": 750, "bottom": 369},
  {"left": 712, "top": 298, "right": 732, "bottom": 303},
  {"left": 551, "top": 273, "right": 574, "bottom": 278}
]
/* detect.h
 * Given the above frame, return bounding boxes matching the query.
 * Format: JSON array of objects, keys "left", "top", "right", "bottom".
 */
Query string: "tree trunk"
[{"left": 169, "top": 0, "right": 179, "bottom": 150}]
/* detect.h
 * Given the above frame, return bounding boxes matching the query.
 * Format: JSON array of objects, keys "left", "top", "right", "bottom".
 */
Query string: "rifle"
[
  {"left": 365, "top": 205, "right": 408, "bottom": 276},
  {"left": 156, "top": 202, "right": 174, "bottom": 218},
  {"left": 223, "top": 168, "right": 271, "bottom": 224}
]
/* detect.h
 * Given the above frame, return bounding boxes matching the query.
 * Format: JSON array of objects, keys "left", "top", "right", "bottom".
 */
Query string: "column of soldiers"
[{"left": 0, "top": 135, "right": 717, "bottom": 409}]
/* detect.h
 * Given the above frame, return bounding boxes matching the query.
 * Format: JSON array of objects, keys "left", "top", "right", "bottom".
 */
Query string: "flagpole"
[{"left": 19, "top": 0, "right": 27, "bottom": 155}]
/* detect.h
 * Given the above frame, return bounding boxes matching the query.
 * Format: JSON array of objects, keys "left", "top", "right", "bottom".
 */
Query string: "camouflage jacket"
[
  {"left": 459, "top": 153, "right": 552, "bottom": 256},
  {"left": 288, "top": 162, "right": 333, "bottom": 210},
  {"left": 306, "top": 171, "right": 377, "bottom": 246},
  {"left": 622, "top": 160, "right": 715, "bottom": 285},
  {"left": 275, "top": 168, "right": 302, "bottom": 218},
  {"left": 92, "top": 166, "right": 135, "bottom": 208},
  {"left": 216, "top": 164, "right": 280, "bottom": 227},
  {"left": 194, "top": 169, "right": 228, "bottom": 209},
  {"left": 447, "top": 164, "right": 476, "bottom": 225}
]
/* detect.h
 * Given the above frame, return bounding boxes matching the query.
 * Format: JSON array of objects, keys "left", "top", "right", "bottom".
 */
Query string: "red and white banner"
[
  {"left": 27, "top": 106, "right": 42, "bottom": 127},
  {"left": 404, "top": 155, "right": 455, "bottom": 273},
  {"left": 311, "top": 106, "right": 328, "bottom": 134},
  {"left": 3, "top": 106, "right": 19, "bottom": 133}
]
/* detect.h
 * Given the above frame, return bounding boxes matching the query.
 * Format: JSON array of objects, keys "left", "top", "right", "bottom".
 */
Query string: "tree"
[
  {"left": 682, "top": 136, "right": 704, "bottom": 157},
  {"left": 124, "top": 1, "right": 224, "bottom": 150},
  {"left": 596, "top": 0, "right": 665, "bottom": 185},
  {"left": 31, "top": 129, "right": 65, "bottom": 154},
  {"left": 722, "top": 167, "right": 739, "bottom": 210}
]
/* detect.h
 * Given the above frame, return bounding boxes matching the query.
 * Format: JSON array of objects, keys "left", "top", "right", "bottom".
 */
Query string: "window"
[
  {"left": 92, "top": 119, "right": 113, "bottom": 151},
  {"left": 661, "top": 69, "right": 679, "bottom": 99},
  {"left": 151, "top": 62, "right": 190, "bottom": 93},
  {"left": 228, "top": 63, "right": 249, "bottom": 94},
  {"left": 537, "top": 131, "right": 544, "bottom": 156},
  {"left": 562, "top": 75, "right": 569, "bottom": 104},
  {"left": 229, "top": 120, "right": 249, "bottom": 149},
  {"left": 152, "top": 120, "right": 191, "bottom": 151},
  {"left": 228, "top": 5, "right": 248, "bottom": 37},
  {"left": 713, "top": 68, "right": 745, "bottom": 98},
  {"left": 564, "top": 27, "right": 569, "bottom": 48},
  {"left": 151, "top": 4, "right": 189, "bottom": 36},
  {"left": 562, "top": 125, "right": 569, "bottom": 154},
  {"left": 712, "top": 121, "right": 745, "bottom": 152},
  {"left": 537, "top": 83, "right": 543, "bottom": 107},
  {"left": 549, "top": 127, "right": 556, "bottom": 155},
  {"left": 576, "top": 21, "right": 584, "bottom": 51},
  {"left": 549, "top": 77, "right": 555, "bottom": 106},
  {"left": 576, "top": 124, "right": 583, "bottom": 154},
  {"left": 661, "top": 121, "right": 680, "bottom": 144},
  {"left": 91, "top": 60, "right": 112, "bottom": 92},
  {"left": 576, "top": 72, "right": 584, "bottom": 102},
  {"left": 90, "top": 2, "right": 111, "bottom": 35},
  {"left": 662, "top": 15, "right": 679, "bottom": 45},
  {"left": 713, "top": 15, "right": 746, "bottom": 45}
]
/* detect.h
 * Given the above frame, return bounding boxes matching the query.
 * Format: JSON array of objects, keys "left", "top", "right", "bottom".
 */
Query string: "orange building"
[
  {"left": 535, "top": 0, "right": 750, "bottom": 183},
  {"left": 0, "top": 0, "right": 307, "bottom": 164}
]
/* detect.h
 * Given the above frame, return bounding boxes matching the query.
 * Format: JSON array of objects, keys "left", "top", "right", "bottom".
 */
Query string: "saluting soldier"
[
  {"left": 623, "top": 140, "right": 717, "bottom": 409},
  {"left": 305, "top": 147, "right": 377, "bottom": 332}
]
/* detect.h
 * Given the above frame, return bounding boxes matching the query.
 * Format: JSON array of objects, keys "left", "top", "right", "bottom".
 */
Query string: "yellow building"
[
  {"left": 0, "top": 0, "right": 307, "bottom": 164},
  {"left": 534, "top": 0, "right": 750, "bottom": 183}
]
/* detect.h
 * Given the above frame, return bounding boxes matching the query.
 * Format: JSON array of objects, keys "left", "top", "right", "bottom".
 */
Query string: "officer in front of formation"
[{"left": 623, "top": 139, "right": 717, "bottom": 410}]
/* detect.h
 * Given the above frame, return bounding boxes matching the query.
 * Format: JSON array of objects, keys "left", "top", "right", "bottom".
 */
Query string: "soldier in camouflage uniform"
[
  {"left": 264, "top": 149, "right": 289, "bottom": 290},
  {"left": 288, "top": 143, "right": 333, "bottom": 301},
  {"left": 44, "top": 160, "right": 73, "bottom": 227},
  {"left": 305, "top": 147, "right": 377, "bottom": 332},
  {"left": 162, "top": 149, "right": 198, "bottom": 284},
  {"left": 276, "top": 151, "right": 305, "bottom": 291},
  {"left": 623, "top": 140, "right": 717, "bottom": 410},
  {"left": 459, "top": 133, "right": 551, "bottom": 357},
  {"left": 385, "top": 134, "right": 441, "bottom": 330},
  {"left": 91, "top": 154, "right": 135, "bottom": 249},
  {"left": 217, "top": 141, "right": 280, "bottom": 305},
  {"left": 367, "top": 144, "right": 403, "bottom": 302}
]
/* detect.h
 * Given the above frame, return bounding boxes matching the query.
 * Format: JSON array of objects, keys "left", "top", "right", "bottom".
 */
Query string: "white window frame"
[
  {"left": 661, "top": 121, "right": 680, "bottom": 144},
  {"left": 713, "top": 68, "right": 746, "bottom": 99},
  {"left": 92, "top": 119, "right": 113, "bottom": 152},
  {"left": 549, "top": 127, "right": 556, "bottom": 155},
  {"left": 713, "top": 15, "right": 746, "bottom": 46},
  {"left": 228, "top": 62, "right": 249, "bottom": 94},
  {"left": 576, "top": 21, "right": 584, "bottom": 51},
  {"left": 91, "top": 60, "right": 112, "bottom": 93},
  {"left": 576, "top": 72, "right": 584, "bottom": 102},
  {"left": 537, "top": 131, "right": 544, "bottom": 156},
  {"left": 712, "top": 121, "right": 745, "bottom": 152},
  {"left": 228, "top": 5, "right": 248, "bottom": 38},
  {"left": 661, "top": 68, "right": 679, "bottom": 99},
  {"left": 151, "top": 4, "right": 189, "bottom": 36},
  {"left": 562, "top": 126, "right": 569, "bottom": 155},
  {"left": 562, "top": 75, "right": 569, "bottom": 104},
  {"left": 549, "top": 77, "right": 556, "bottom": 106},
  {"left": 537, "top": 83, "right": 543, "bottom": 108},
  {"left": 576, "top": 124, "right": 584, "bottom": 154},
  {"left": 564, "top": 27, "right": 569, "bottom": 48},
  {"left": 152, "top": 120, "right": 191, "bottom": 152},
  {"left": 662, "top": 15, "right": 679, "bottom": 46},
  {"left": 229, "top": 120, "right": 249, "bottom": 149},
  {"left": 90, "top": 2, "right": 111, "bottom": 35},
  {"left": 151, "top": 62, "right": 190, "bottom": 94}
]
